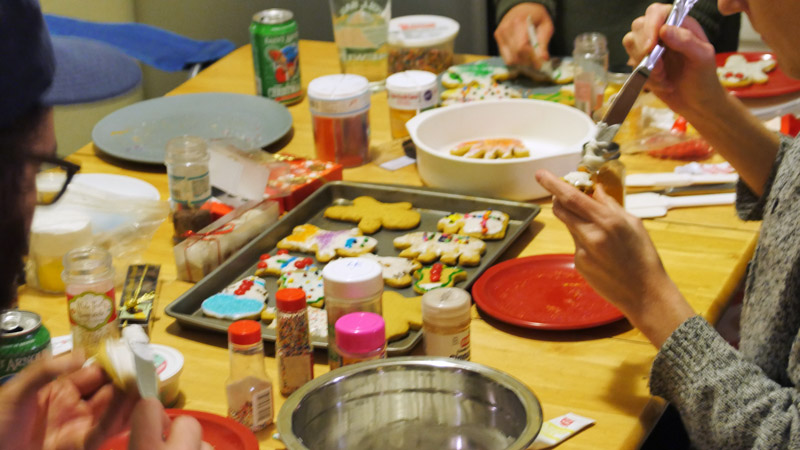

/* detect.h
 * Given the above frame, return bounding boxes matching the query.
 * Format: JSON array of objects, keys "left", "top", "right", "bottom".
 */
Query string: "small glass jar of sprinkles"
[{"left": 275, "top": 288, "right": 314, "bottom": 396}]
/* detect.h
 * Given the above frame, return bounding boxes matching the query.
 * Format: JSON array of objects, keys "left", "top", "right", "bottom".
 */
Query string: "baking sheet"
[{"left": 165, "top": 181, "right": 540, "bottom": 355}]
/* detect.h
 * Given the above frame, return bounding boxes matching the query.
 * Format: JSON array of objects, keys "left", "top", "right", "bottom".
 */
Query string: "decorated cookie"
[
  {"left": 381, "top": 291, "right": 423, "bottom": 340},
  {"left": 449, "top": 139, "right": 530, "bottom": 160},
  {"left": 324, "top": 196, "right": 421, "bottom": 234},
  {"left": 441, "top": 61, "right": 512, "bottom": 88},
  {"left": 201, "top": 276, "right": 269, "bottom": 320},
  {"left": 438, "top": 210, "right": 510, "bottom": 240},
  {"left": 412, "top": 263, "right": 467, "bottom": 294},
  {"left": 255, "top": 249, "right": 316, "bottom": 277},
  {"left": 394, "top": 231, "right": 486, "bottom": 266},
  {"left": 440, "top": 81, "right": 522, "bottom": 106},
  {"left": 278, "top": 268, "right": 325, "bottom": 308},
  {"left": 717, "top": 54, "right": 776, "bottom": 88},
  {"left": 359, "top": 253, "right": 423, "bottom": 288},
  {"left": 277, "top": 224, "right": 378, "bottom": 262}
]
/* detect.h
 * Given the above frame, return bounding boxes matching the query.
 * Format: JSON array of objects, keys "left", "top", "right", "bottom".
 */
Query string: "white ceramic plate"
[{"left": 92, "top": 93, "right": 293, "bottom": 165}]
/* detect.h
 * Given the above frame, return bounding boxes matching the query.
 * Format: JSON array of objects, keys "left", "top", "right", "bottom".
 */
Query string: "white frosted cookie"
[
  {"left": 277, "top": 224, "right": 378, "bottom": 262},
  {"left": 394, "top": 231, "right": 486, "bottom": 267},
  {"left": 440, "top": 81, "right": 521, "bottom": 105},
  {"left": 278, "top": 268, "right": 325, "bottom": 308},
  {"left": 438, "top": 210, "right": 510, "bottom": 240},
  {"left": 359, "top": 253, "right": 423, "bottom": 288},
  {"left": 441, "top": 61, "right": 512, "bottom": 88},
  {"left": 254, "top": 249, "right": 316, "bottom": 277},
  {"left": 717, "top": 54, "right": 776, "bottom": 87}
]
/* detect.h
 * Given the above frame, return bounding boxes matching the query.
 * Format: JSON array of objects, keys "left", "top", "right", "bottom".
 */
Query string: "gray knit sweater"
[{"left": 650, "top": 135, "right": 800, "bottom": 449}]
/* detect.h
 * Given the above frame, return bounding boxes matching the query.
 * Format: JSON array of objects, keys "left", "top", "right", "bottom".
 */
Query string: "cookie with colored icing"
[
  {"left": 717, "top": 54, "right": 776, "bottom": 88},
  {"left": 394, "top": 231, "right": 486, "bottom": 266},
  {"left": 441, "top": 61, "right": 512, "bottom": 89},
  {"left": 201, "top": 276, "right": 268, "bottom": 320},
  {"left": 255, "top": 249, "right": 317, "bottom": 277},
  {"left": 277, "top": 224, "right": 378, "bottom": 262},
  {"left": 278, "top": 268, "right": 325, "bottom": 308},
  {"left": 324, "top": 196, "right": 421, "bottom": 234},
  {"left": 359, "top": 253, "right": 423, "bottom": 288},
  {"left": 265, "top": 304, "right": 328, "bottom": 338},
  {"left": 440, "top": 81, "right": 521, "bottom": 106},
  {"left": 438, "top": 210, "right": 510, "bottom": 240},
  {"left": 381, "top": 291, "right": 423, "bottom": 340},
  {"left": 412, "top": 263, "right": 467, "bottom": 294},
  {"left": 449, "top": 139, "right": 530, "bottom": 160}
]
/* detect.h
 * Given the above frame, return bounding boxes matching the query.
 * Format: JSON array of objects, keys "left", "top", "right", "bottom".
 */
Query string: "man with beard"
[{"left": 0, "top": 1, "right": 205, "bottom": 448}]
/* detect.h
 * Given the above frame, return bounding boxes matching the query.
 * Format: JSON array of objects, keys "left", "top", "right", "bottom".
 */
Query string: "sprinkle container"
[
  {"left": 388, "top": 15, "right": 460, "bottom": 75},
  {"left": 385, "top": 70, "right": 438, "bottom": 139}
]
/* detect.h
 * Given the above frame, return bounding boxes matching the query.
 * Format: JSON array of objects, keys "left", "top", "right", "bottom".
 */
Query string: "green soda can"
[
  {"left": 250, "top": 9, "right": 303, "bottom": 105},
  {"left": 0, "top": 310, "right": 52, "bottom": 384}
]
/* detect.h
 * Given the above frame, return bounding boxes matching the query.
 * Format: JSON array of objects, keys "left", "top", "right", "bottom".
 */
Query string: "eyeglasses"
[{"left": 32, "top": 154, "right": 81, "bottom": 205}]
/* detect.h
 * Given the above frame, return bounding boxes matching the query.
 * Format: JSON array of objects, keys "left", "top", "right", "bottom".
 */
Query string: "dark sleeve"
[
  {"left": 494, "top": 0, "right": 556, "bottom": 25},
  {"left": 650, "top": 316, "right": 800, "bottom": 448},
  {"left": 687, "top": 0, "right": 740, "bottom": 52},
  {"left": 736, "top": 135, "right": 791, "bottom": 221}
]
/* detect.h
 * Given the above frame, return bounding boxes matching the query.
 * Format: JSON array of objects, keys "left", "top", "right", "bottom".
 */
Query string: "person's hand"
[
  {"left": 0, "top": 352, "right": 138, "bottom": 450},
  {"left": 494, "top": 3, "right": 553, "bottom": 70},
  {"left": 535, "top": 169, "right": 695, "bottom": 347},
  {"left": 129, "top": 398, "right": 211, "bottom": 450},
  {"left": 622, "top": 3, "right": 725, "bottom": 116}
]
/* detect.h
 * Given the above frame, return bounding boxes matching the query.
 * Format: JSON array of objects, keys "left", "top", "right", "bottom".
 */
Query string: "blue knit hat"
[{"left": 0, "top": 0, "right": 141, "bottom": 128}]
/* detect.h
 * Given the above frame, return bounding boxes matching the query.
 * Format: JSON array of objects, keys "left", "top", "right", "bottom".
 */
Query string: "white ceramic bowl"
[{"left": 406, "top": 99, "right": 597, "bottom": 200}]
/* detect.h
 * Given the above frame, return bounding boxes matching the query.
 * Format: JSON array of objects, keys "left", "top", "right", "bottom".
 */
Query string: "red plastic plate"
[
  {"left": 716, "top": 52, "right": 800, "bottom": 98},
  {"left": 472, "top": 254, "right": 624, "bottom": 330},
  {"left": 99, "top": 409, "right": 259, "bottom": 450}
]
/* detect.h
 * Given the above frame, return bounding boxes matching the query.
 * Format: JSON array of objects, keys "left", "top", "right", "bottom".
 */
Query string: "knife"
[{"left": 595, "top": 0, "right": 699, "bottom": 144}]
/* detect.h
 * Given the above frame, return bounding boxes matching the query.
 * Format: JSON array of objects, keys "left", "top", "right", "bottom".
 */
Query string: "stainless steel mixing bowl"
[{"left": 277, "top": 357, "right": 542, "bottom": 450}]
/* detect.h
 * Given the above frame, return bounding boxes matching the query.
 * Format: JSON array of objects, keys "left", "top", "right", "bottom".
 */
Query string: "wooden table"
[{"left": 18, "top": 40, "right": 760, "bottom": 449}]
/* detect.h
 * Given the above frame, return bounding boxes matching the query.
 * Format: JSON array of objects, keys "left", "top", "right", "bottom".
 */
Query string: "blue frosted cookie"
[{"left": 201, "top": 295, "right": 265, "bottom": 320}]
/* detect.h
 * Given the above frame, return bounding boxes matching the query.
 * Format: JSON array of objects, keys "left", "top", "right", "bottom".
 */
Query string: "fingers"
[
  {"left": 166, "top": 416, "right": 205, "bottom": 450},
  {"left": 128, "top": 398, "right": 171, "bottom": 450},
  {"left": 86, "top": 387, "right": 140, "bottom": 450},
  {"left": 66, "top": 364, "right": 108, "bottom": 398},
  {"left": 535, "top": 170, "right": 598, "bottom": 221},
  {"left": 5, "top": 353, "right": 85, "bottom": 400}
]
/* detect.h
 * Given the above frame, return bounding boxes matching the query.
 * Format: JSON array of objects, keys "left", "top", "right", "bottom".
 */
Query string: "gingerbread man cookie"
[
  {"left": 394, "top": 231, "right": 486, "bottom": 267},
  {"left": 717, "top": 54, "right": 776, "bottom": 88},
  {"left": 412, "top": 263, "right": 467, "bottom": 294},
  {"left": 255, "top": 250, "right": 316, "bottom": 277},
  {"left": 277, "top": 224, "right": 378, "bottom": 262},
  {"left": 381, "top": 291, "right": 423, "bottom": 340},
  {"left": 359, "top": 253, "right": 423, "bottom": 288},
  {"left": 278, "top": 268, "right": 325, "bottom": 308},
  {"left": 324, "top": 196, "right": 421, "bottom": 234},
  {"left": 438, "top": 210, "right": 510, "bottom": 240}
]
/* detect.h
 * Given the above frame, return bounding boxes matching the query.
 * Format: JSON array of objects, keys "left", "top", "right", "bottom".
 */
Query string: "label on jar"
[
  {"left": 67, "top": 289, "right": 116, "bottom": 331},
  {"left": 387, "top": 87, "right": 437, "bottom": 111},
  {"left": 424, "top": 328, "right": 470, "bottom": 360}
]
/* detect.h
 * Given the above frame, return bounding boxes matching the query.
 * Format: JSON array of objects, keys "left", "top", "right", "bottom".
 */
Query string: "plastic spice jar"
[
  {"left": 334, "top": 312, "right": 387, "bottom": 366},
  {"left": 386, "top": 70, "right": 438, "bottom": 140},
  {"left": 322, "top": 257, "right": 383, "bottom": 369},
  {"left": 422, "top": 287, "right": 471, "bottom": 360},
  {"left": 388, "top": 15, "right": 460, "bottom": 75},
  {"left": 226, "top": 320, "right": 274, "bottom": 431},
  {"left": 307, "top": 74, "right": 371, "bottom": 168},
  {"left": 275, "top": 288, "right": 314, "bottom": 396}
]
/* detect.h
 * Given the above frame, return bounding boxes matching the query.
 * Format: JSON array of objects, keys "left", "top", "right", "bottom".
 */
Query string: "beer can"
[
  {"left": 250, "top": 9, "right": 303, "bottom": 105},
  {"left": 0, "top": 310, "right": 52, "bottom": 384}
]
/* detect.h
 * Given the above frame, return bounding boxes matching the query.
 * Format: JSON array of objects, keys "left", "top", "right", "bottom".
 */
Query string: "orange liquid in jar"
[
  {"left": 389, "top": 107, "right": 417, "bottom": 139},
  {"left": 592, "top": 161, "right": 625, "bottom": 206},
  {"left": 312, "top": 111, "right": 370, "bottom": 168}
]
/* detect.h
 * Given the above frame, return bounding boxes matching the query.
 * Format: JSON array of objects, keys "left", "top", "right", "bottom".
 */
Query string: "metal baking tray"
[{"left": 165, "top": 181, "right": 540, "bottom": 355}]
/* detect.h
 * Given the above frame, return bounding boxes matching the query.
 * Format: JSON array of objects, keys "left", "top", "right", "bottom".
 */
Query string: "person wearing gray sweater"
[
  {"left": 535, "top": 0, "right": 800, "bottom": 447},
  {"left": 494, "top": 0, "right": 739, "bottom": 71}
]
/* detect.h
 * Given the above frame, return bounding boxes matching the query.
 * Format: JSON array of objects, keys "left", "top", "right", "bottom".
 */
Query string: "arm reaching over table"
[
  {"left": 622, "top": 2, "right": 779, "bottom": 196},
  {"left": 494, "top": 2, "right": 553, "bottom": 69}
]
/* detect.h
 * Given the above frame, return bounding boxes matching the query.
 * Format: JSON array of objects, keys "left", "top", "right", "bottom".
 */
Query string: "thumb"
[
  {"left": 166, "top": 416, "right": 205, "bottom": 450},
  {"left": 128, "top": 398, "right": 171, "bottom": 450}
]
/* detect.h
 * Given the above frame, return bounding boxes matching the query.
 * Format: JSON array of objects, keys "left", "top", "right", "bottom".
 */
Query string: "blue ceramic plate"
[{"left": 92, "top": 93, "right": 292, "bottom": 164}]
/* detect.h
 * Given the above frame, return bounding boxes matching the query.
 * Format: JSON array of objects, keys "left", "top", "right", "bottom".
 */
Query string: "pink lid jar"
[{"left": 334, "top": 312, "right": 386, "bottom": 366}]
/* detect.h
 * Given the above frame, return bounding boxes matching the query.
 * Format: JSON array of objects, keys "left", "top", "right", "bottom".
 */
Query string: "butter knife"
[{"left": 595, "top": 0, "right": 698, "bottom": 144}]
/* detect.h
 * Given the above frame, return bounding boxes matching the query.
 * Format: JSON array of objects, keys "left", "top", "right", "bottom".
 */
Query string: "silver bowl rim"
[{"left": 276, "top": 356, "right": 543, "bottom": 450}]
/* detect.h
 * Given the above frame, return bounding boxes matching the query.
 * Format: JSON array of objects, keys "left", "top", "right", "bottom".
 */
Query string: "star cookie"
[{"left": 412, "top": 263, "right": 467, "bottom": 294}]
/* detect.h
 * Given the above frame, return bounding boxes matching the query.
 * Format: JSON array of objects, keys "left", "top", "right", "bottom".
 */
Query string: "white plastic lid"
[
  {"left": 422, "top": 287, "right": 471, "bottom": 327},
  {"left": 308, "top": 74, "right": 371, "bottom": 115},
  {"left": 386, "top": 70, "right": 438, "bottom": 94},
  {"left": 389, "top": 15, "right": 460, "bottom": 48},
  {"left": 150, "top": 344, "right": 184, "bottom": 382},
  {"left": 322, "top": 257, "right": 383, "bottom": 301}
]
